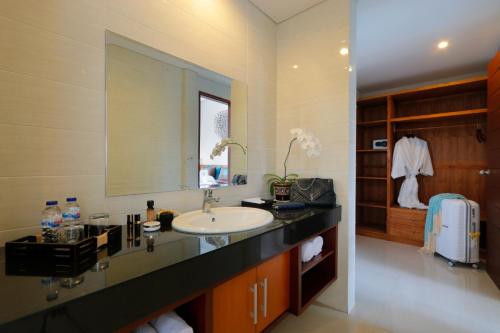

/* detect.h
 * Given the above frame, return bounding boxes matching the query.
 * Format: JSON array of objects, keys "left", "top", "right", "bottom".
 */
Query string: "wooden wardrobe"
[
  {"left": 487, "top": 51, "right": 500, "bottom": 288},
  {"left": 356, "top": 77, "right": 488, "bottom": 247}
]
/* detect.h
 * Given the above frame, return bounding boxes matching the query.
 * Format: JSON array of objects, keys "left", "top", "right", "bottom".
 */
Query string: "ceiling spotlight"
[
  {"left": 292, "top": 64, "right": 299, "bottom": 69},
  {"left": 340, "top": 47, "right": 349, "bottom": 56},
  {"left": 437, "top": 40, "right": 449, "bottom": 49}
]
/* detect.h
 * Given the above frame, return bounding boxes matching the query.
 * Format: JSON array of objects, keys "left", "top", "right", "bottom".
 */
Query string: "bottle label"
[
  {"left": 41, "top": 217, "right": 62, "bottom": 228},
  {"left": 63, "top": 207, "right": 81, "bottom": 221}
]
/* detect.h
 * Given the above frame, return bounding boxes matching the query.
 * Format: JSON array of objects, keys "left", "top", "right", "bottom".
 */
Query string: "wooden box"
[{"left": 388, "top": 207, "right": 426, "bottom": 246}]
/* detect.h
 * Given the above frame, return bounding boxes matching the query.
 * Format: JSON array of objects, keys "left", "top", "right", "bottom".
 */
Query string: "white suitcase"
[{"left": 435, "top": 199, "right": 480, "bottom": 267}]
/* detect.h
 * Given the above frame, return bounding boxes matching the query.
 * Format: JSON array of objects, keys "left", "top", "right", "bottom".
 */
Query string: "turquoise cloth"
[{"left": 425, "top": 193, "right": 465, "bottom": 241}]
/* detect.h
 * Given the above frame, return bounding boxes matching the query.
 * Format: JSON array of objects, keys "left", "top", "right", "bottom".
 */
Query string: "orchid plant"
[
  {"left": 210, "top": 138, "right": 247, "bottom": 160},
  {"left": 265, "top": 128, "right": 321, "bottom": 195}
]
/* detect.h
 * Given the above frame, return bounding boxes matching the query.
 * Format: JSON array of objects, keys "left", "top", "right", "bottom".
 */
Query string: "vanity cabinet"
[{"left": 212, "top": 252, "right": 290, "bottom": 333}]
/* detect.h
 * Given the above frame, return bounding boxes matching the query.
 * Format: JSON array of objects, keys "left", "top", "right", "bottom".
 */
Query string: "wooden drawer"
[{"left": 388, "top": 207, "right": 426, "bottom": 245}]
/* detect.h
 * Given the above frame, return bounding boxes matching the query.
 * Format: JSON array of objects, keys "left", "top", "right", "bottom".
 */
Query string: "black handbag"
[{"left": 290, "top": 178, "right": 336, "bottom": 207}]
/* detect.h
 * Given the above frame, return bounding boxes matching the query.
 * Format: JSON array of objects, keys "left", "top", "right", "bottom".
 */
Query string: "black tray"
[{"left": 5, "top": 225, "right": 122, "bottom": 277}]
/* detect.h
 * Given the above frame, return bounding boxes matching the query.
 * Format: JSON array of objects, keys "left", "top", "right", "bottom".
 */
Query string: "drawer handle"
[
  {"left": 260, "top": 278, "right": 268, "bottom": 318},
  {"left": 250, "top": 283, "right": 258, "bottom": 325}
]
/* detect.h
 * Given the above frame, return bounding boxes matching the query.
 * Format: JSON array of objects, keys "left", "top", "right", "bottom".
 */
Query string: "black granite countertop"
[{"left": 0, "top": 206, "right": 341, "bottom": 332}]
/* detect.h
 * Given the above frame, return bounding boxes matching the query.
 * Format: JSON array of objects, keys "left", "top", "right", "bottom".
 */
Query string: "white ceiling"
[
  {"left": 357, "top": 0, "right": 500, "bottom": 94},
  {"left": 249, "top": 0, "right": 325, "bottom": 23}
]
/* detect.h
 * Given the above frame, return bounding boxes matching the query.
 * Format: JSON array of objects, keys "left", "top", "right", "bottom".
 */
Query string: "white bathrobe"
[{"left": 391, "top": 136, "right": 434, "bottom": 209}]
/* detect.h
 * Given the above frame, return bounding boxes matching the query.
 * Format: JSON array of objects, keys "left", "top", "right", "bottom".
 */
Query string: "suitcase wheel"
[
  {"left": 472, "top": 263, "right": 480, "bottom": 270},
  {"left": 447, "top": 261, "right": 455, "bottom": 267}
]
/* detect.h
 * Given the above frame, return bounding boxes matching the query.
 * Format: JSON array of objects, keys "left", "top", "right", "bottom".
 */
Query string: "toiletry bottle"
[
  {"left": 127, "top": 214, "right": 134, "bottom": 246},
  {"left": 62, "top": 197, "right": 80, "bottom": 222},
  {"left": 134, "top": 214, "right": 141, "bottom": 247},
  {"left": 146, "top": 200, "right": 155, "bottom": 221},
  {"left": 41, "top": 201, "right": 63, "bottom": 243}
]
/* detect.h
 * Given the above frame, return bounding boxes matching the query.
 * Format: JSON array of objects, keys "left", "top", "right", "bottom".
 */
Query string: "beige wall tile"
[
  {"left": 0, "top": 124, "right": 104, "bottom": 177},
  {"left": 0, "top": 70, "right": 104, "bottom": 132},
  {"left": 0, "top": 16, "right": 104, "bottom": 91},
  {"left": 0, "top": 1, "right": 277, "bottom": 244},
  {"left": 276, "top": 0, "right": 356, "bottom": 313}
]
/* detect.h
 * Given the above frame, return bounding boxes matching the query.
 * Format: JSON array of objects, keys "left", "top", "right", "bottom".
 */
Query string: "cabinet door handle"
[
  {"left": 260, "top": 278, "right": 268, "bottom": 318},
  {"left": 250, "top": 283, "right": 258, "bottom": 325}
]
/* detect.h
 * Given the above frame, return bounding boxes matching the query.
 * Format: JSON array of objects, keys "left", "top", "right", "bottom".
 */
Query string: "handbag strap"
[{"left": 295, "top": 178, "right": 317, "bottom": 191}]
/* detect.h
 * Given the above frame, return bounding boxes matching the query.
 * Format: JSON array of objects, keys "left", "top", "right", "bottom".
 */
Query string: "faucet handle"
[{"left": 204, "top": 189, "right": 213, "bottom": 198}]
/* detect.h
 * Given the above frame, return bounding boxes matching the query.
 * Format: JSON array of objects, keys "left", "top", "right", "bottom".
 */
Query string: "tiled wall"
[
  {"left": 276, "top": 0, "right": 357, "bottom": 312},
  {"left": 0, "top": 0, "right": 277, "bottom": 244}
]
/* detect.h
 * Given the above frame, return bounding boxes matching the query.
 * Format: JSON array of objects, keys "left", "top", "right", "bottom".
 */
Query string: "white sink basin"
[{"left": 172, "top": 207, "right": 274, "bottom": 234}]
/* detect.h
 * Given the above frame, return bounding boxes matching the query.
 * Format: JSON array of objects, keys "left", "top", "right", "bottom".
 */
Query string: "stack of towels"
[
  {"left": 301, "top": 236, "right": 323, "bottom": 262},
  {"left": 134, "top": 312, "right": 193, "bottom": 333}
]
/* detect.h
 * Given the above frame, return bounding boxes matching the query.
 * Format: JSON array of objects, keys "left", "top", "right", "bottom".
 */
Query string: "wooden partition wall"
[{"left": 356, "top": 77, "right": 488, "bottom": 245}]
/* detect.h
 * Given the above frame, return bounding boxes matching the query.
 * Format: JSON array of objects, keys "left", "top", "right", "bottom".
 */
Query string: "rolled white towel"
[
  {"left": 301, "top": 239, "right": 316, "bottom": 262},
  {"left": 134, "top": 323, "right": 156, "bottom": 333},
  {"left": 150, "top": 312, "right": 193, "bottom": 333},
  {"left": 312, "top": 236, "right": 324, "bottom": 257}
]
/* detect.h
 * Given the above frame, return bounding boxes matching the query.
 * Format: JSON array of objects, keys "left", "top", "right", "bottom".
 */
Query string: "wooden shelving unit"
[
  {"left": 357, "top": 176, "right": 387, "bottom": 180},
  {"left": 357, "top": 201, "right": 386, "bottom": 209},
  {"left": 301, "top": 249, "right": 334, "bottom": 274},
  {"left": 356, "top": 77, "right": 488, "bottom": 245},
  {"left": 356, "top": 149, "right": 387, "bottom": 153},
  {"left": 290, "top": 226, "right": 337, "bottom": 315},
  {"left": 391, "top": 108, "right": 487, "bottom": 123},
  {"left": 357, "top": 119, "right": 387, "bottom": 126}
]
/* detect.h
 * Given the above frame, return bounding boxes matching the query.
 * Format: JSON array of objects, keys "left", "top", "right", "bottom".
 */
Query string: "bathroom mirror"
[{"left": 105, "top": 31, "right": 248, "bottom": 196}]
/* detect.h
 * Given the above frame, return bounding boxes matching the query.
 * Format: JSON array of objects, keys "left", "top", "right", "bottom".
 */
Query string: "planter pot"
[{"left": 273, "top": 183, "right": 291, "bottom": 202}]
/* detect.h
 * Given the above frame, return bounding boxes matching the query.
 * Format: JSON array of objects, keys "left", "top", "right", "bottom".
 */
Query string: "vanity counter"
[{"left": 0, "top": 206, "right": 341, "bottom": 332}]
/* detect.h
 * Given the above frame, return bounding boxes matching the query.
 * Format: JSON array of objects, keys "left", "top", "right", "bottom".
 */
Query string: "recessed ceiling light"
[
  {"left": 292, "top": 65, "right": 299, "bottom": 69},
  {"left": 340, "top": 47, "right": 349, "bottom": 56},
  {"left": 437, "top": 40, "right": 449, "bottom": 49}
]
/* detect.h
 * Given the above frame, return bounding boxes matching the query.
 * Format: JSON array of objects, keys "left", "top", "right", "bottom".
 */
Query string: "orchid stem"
[
  {"left": 283, "top": 137, "right": 297, "bottom": 180},
  {"left": 231, "top": 142, "right": 247, "bottom": 155}
]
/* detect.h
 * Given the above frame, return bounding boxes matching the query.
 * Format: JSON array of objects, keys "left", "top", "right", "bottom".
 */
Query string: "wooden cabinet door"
[
  {"left": 487, "top": 50, "right": 500, "bottom": 289},
  {"left": 213, "top": 268, "right": 257, "bottom": 333},
  {"left": 256, "top": 252, "right": 290, "bottom": 332}
]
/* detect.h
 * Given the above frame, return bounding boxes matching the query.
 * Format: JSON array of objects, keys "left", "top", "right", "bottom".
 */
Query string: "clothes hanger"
[
  {"left": 405, "top": 128, "right": 416, "bottom": 138},
  {"left": 475, "top": 120, "right": 486, "bottom": 143}
]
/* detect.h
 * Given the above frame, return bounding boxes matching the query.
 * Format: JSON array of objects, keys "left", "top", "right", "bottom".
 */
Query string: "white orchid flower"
[
  {"left": 210, "top": 138, "right": 247, "bottom": 160},
  {"left": 290, "top": 128, "right": 304, "bottom": 138}
]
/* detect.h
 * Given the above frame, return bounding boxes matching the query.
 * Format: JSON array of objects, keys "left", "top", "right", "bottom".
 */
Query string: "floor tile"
[{"left": 271, "top": 236, "right": 500, "bottom": 333}]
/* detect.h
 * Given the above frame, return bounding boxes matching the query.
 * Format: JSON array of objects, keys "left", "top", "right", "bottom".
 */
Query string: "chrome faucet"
[{"left": 202, "top": 189, "right": 220, "bottom": 213}]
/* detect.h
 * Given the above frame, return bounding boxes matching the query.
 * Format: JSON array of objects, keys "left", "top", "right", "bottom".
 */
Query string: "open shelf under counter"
[
  {"left": 301, "top": 260, "right": 336, "bottom": 308},
  {"left": 301, "top": 249, "right": 335, "bottom": 275},
  {"left": 291, "top": 225, "right": 338, "bottom": 315}
]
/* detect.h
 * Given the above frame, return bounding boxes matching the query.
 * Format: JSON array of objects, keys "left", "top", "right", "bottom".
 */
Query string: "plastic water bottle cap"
[
  {"left": 66, "top": 197, "right": 77, "bottom": 202},
  {"left": 46, "top": 201, "right": 58, "bottom": 206}
]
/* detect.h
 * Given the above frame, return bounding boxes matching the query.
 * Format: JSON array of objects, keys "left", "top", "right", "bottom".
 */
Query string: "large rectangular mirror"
[{"left": 105, "top": 31, "right": 248, "bottom": 196}]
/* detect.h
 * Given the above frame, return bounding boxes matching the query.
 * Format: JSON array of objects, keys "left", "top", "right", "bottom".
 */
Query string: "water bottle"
[
  {"left": 63, "top": 197, "right": 80, "bottom": 222},
  {"left": 41, "top": 201, "right": 62, "bottom": 243}
]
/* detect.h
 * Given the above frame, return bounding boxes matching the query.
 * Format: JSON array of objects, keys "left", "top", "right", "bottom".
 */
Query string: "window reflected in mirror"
[{"left": 199, "top": 93, "right": 230, "bottom": 188}]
